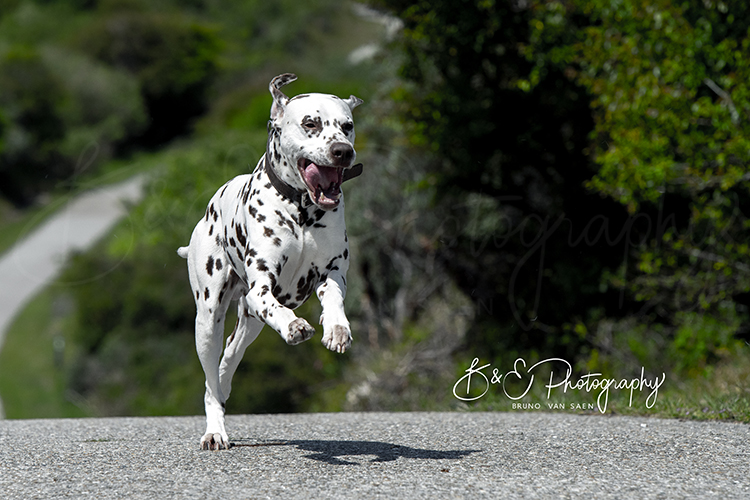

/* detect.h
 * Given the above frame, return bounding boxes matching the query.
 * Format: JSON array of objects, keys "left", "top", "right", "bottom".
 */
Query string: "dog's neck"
[
  {"left": 264, "top": 151, "right": 308, "bottom": 206},
  {"left": 264, "top": 121, "right": 309, "bottom": 206}
]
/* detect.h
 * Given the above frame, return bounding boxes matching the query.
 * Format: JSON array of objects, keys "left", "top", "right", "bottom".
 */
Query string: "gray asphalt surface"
[{"left": 0, "top": 412, "right": 747, "bottom": 499}]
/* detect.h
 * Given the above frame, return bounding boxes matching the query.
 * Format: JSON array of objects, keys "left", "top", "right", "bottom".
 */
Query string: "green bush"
[
  {"left": 77, "top": 8, "right": 223, "bottom": 146},
  {"left": 0, "top": 43, "right": 148, "bottom": 205},
  {"left": 0, "top": 46, "right": 68, "bottom": 205},
  {"left": 375, "top": 0, "right": 750, "bottom": 378}
]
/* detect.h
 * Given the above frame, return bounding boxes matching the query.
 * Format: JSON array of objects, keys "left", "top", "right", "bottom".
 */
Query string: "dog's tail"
[{"left": 177, "top": 246, "right": 189, "bottom": 259}]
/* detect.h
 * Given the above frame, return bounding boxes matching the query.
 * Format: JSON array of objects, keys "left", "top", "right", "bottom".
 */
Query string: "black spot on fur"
[
  {"left": 206, "top": 256, "right": 214, "bottom": 276},
  {"left": 295, "top": 266, "right": 320, "bottom": 303},
  {"left": 204, "top": 287, "right": 210, "bottom": 300},
  {"left": 258, "top": 214, "right": 266, "bottom": 223},
  {"left": 216, "top": 258, "right": 223, "bottom": 270},
  {"left": 325, "top": 257, "right": 339, "bottom": 272},
  {"left": 236, "top": 224, "right": 247, "bottom": 248},
  {"left": 277, "top": 294, "right": 288, "bottom": 306},
  {"left": 256, "top": 259, "right": 268, "bottom": 272},
  {"left": 301, "top": 115, "right": 323, "bottom": 137},
  {"left": 272, "top": 283, "right": 284, "bottom": 298},
  {"left": 296, "top": 207, "right": 309, "bottom": 226}
]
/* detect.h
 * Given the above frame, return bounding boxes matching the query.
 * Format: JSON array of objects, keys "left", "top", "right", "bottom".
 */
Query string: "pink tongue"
[
  {"left": 304, "top": 163, "right": 338, "bottom": 186},
  {"left": 303, "top": 163, "right": 341, "bottom": 199}
]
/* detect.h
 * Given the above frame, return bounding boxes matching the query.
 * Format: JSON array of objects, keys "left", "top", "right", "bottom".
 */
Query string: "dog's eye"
[
  {"left": 342, "top": 122, "right": 354, "bottom": 134},
  {"left": 303, "top": 121, "right": 317, "bottom": 129}
]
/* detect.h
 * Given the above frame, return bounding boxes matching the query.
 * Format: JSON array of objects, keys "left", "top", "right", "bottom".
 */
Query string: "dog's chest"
[{"left": 214, "top": 172, "right": 347, "bottom": 307}]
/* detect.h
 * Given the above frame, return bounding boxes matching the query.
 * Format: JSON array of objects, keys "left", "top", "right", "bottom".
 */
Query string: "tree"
[{"left": 374, "top": 0, "right": 749, "bottom": 374}]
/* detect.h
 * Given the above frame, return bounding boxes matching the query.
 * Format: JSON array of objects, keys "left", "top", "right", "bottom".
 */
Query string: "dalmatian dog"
[{"left": 178, "top": 73, "right": 363, "bottom": 450}]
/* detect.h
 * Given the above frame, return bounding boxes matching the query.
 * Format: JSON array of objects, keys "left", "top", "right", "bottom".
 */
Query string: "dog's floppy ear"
[
  {"left": 269, "top": 73, "right": 297, "bottom": 120},
  {"left": 344, "top": 95, "right": 363, "bottom": 111}
]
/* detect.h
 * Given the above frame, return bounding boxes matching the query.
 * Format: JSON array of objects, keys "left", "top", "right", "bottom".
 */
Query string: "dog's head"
[{"left": 268, "top": 73, "right": 363, "bottom": 210}]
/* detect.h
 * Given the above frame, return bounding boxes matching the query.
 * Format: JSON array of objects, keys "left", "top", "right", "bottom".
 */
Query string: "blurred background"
[{"left": 0, "top": 0, "right": 748, "bottom": 420}]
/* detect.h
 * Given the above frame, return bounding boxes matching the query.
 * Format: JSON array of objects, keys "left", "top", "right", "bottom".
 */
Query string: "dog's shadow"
[{"left": 232, "top": 439, "right": 480, "bottom": 465}]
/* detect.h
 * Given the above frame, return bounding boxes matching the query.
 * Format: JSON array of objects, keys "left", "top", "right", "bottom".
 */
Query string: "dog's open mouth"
[{"left": 298, "top": 158, "right": 344, "bottom": 209}]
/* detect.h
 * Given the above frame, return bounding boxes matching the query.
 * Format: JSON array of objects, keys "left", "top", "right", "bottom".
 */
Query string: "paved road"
[
  {"left": 0, "top": 176, "right": 145, "bottom": 418},
  {"left": 0, "top": 412, "right": 746, "bottom": 499}
]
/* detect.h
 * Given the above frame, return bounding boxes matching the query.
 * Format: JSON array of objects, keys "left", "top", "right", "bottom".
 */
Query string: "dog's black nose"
[{"left": 330, "top": 142, "right": 354, "bottom": 167}]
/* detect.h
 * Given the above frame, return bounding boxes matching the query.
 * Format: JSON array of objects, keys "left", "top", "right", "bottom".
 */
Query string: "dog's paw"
[
  {"left": 322, "top": 325, "right": 351, "bottom": 353},
  {"left": 200, "top": 432, "right": 230, "bottom": 451},
  {"left": 286, "top": 318, "right": 315, "bottom": 345}
]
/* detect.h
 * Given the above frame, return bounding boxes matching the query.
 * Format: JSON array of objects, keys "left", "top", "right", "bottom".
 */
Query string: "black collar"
[{"left": 265, "top": 153, "right": 307, "bottom": 205}]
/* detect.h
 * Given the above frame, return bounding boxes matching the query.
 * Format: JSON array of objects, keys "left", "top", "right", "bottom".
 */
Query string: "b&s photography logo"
[{"left": 453, "top": 357, "right": 666, "bottom": 413}]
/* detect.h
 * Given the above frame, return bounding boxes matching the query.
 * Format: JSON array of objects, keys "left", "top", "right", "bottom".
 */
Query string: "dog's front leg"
[
  {"left": 245, "top": 276, "right": 316, "bottom": 345},
  {"left": 317, "top": 274, "right": 352, "bottom": 353}
]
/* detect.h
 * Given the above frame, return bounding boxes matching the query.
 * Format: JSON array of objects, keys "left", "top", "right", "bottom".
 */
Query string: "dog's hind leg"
[
  {"left": 188, "top": 250, "right": 237, "bottom": 450},
  {"left": 194, "top": 289, "right": 234, "bottom": 450},
  {"left": 219, "top": 296, "right": 264, "bottom": 400}
]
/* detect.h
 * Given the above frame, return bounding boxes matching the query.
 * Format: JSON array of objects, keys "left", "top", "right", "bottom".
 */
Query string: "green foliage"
[
  {"left": 378, "top": 0, "right": 750, "bottom": 379},
  {"left": 0, "top": 289, "right": 88, "bottom": 419},
  {"left": 0, "top": 42, "right": 148, "bottom": 204},
  {"left": 76, "top": 6, "right": 222, "bottom": 145},
  {"left": 1, "top": 0, "right": 385, "bottom": 418},
  {"left": 0, "top": 45, "right": 68, "bottom": 204},
  {"left": 0, "top": 0, "right": 222, "bottom": 205},
  {"left": 3, "top": 0, "right": 748, "bottom": 419},
  {"left": 523, "top": 0, "right": 750, "bottom": 374},
  {"left": 377, "top": 0, "right": 625, "bottom": 366}
]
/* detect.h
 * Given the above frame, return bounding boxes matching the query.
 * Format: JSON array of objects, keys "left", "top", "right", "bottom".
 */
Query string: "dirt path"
[{"left": 0, "top": 176, "right": 145, "bottom": 418}]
